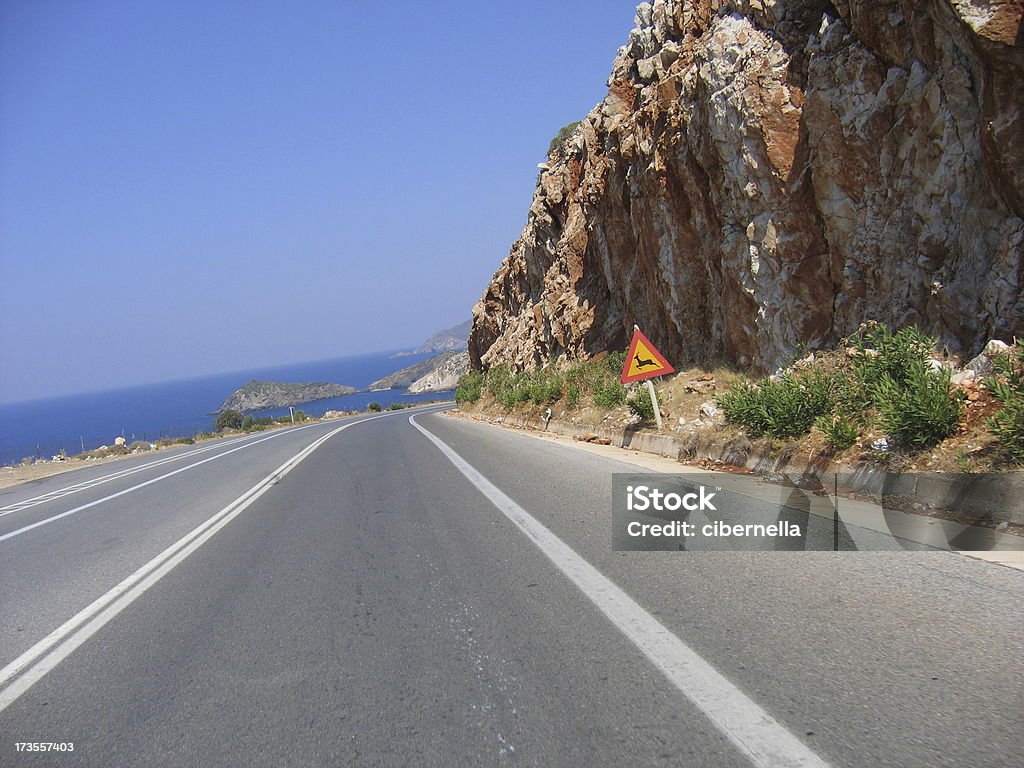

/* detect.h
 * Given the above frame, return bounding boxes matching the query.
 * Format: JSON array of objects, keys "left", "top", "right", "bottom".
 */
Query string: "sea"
[{"left": 0, "top": 349, "right": 453, "bottom": 467}]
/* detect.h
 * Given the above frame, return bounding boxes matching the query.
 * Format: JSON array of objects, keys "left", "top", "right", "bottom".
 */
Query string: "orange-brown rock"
[{"left": 470, "top": 0, "right": 1024, "bottom": 374}]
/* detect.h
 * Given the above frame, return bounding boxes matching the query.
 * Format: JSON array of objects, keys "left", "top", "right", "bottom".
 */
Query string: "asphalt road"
[{"left": 0, "top": 406, "right": 1021, "bottom": 767}]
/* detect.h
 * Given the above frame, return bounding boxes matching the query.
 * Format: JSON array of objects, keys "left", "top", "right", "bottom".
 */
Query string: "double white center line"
[
  {"left": 0, "top": 432, "right": 262, "bottom": 518},
  {"left": 0, "top": 422, "right": 323, "bottom": 544}
]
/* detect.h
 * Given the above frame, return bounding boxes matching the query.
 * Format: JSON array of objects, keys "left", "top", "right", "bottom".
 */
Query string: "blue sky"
[{"left": 0, "top": 1, "right": 636, "bottom": 403}]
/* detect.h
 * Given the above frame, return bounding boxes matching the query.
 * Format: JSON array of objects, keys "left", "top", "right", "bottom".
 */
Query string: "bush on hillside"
[
  {"left": 814, "top": 414, "right": 860, "bottom": 450},
  {"left": 627, "top": 390, "right": 655, "bottom": 421},
  {"left": 873, "top": 361, "right": 962, "bottom": 449},
  {"left": 547, "top": 120, "right": 581, "bottom": 157},
  {"left": 717, "top": 370, "right": 833, "bottom": 439},
  {"left": 987, "top": 340, "right": 1024, "bottom": 464},
  {"left": 367, "top": 402, "right": 382, "bottom": 412},
  {"left": 527, "top": 367, "right": 565, "bottom": 404},
  {"left": 215, "top": 409, "right": 244, "bottom": 431},
  {"left": 849, "top": 324, "right": 935, "bottom": 390},
  {"left": 456, "top": 371, "right": 484, "bottom": 404}
]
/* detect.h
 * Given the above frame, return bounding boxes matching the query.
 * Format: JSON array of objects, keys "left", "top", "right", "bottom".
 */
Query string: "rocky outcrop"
[
  {"left": 369, "top": 351, "right": 462, "bottom": 390},
  {"left": 407, "top": 351, "right": 469, "bottom": 393},
  {"left": 217, "top": 381, "right": 357, "bottom": 413},
  {"left": 470, "top": 0, "right": 1024, "bottom": 374},
  {"left": 415, "top": 320, "right": 471, "bottom": 354}
]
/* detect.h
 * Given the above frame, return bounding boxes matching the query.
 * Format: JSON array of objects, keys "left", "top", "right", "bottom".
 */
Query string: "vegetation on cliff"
[
  {"left": 716, "top": 325, "right": 964, "bottom": 450},
  {"left": 457, "top": 353, "right": 627, "bottom": 411},
  {"left": 458, "top": 324, "right": 1024, "bottom": 470}
]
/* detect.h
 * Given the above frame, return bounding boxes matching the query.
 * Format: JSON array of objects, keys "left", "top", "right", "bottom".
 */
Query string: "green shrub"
[
  {"left": 603, "top": 351, "right": 627, "bottom": 377},
  {"left": 566, "top": 384, "right": 581, "bottom": 408},
  {"left": 456, "top": 371, "right": 484, "bottom": 404},
  {"left": 850, "top": 324, "right": 934, "bottom": 390},
  {"left": 175, "top": 436, "right": 195, "bottom": 445},
  {"left": 242, "top": 415, "right": 254, "bottom": 431},
  {"left": 547, "top": 120, "right": 581, "bottom": 157},
  {"left": 874, "top": 361, "right": 962, "bottom": 449},
  {"left": 627, "top": 390, "right": 655, "bottom": 420},
  {"left": 527, "top": 367, "right": 564, "bottom": 404},
  {"left": 717, "top": 370, "right": 833, "bottom": 439},
  {"left": 215, "top": 409, "right": 244, "bottom": 431},
  {"left": 593, "top": 380, "right": 627, "bottom": 408},
  {"left": 367, "top": 402, "right": 382, "bottom": 412},
  {"left": 475, "top": 350, "right": 629, "bottom": 412},
  {"left": 832, "top": 369, "right": 873, "bottom": 415},
  {"left": 814, "top": 414, "right": 859, "bottom": 450},
  {"left": 987, "top": 340, "right": 1024, "bottom": 464}
]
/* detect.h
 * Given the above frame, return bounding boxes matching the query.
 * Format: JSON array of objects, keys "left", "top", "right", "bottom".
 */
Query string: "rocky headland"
[
  {"left": 470, "top": 0, "right": 1023, "bottom": 375},
  {"left": 408, "top": 351, "right": 469, "bottom": 393},
  {"left": 217, "top": 381, "right": 357, "bottom": 413},
  {"left": 370, "top": 354, "right": 450, "bottom": 390},
  {"left": 393, "top": 320, "right": 471, "bottom": 358}
]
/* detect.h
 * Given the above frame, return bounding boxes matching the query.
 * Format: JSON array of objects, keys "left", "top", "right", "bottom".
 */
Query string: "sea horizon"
[{"left": 0, "top": 348, "right": 454, "bottom": 466}]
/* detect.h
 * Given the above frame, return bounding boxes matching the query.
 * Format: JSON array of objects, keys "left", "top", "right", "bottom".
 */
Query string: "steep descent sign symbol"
[{"left": 621, "top": 329, "right": 675, "bottom": 384}]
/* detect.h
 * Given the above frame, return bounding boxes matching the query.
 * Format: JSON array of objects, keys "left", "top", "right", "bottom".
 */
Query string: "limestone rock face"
[
  {"left": 407, "top": 351, "right": 469, "bottom": 394},
  {"left": 470, "top": 0, "right": 1024, "bottom": 373}
]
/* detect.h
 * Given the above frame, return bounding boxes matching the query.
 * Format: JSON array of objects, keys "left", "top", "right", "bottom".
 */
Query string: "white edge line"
[
  {"left": 408, "top": 413, "right": 831, "bottom": 768},
  {"left": 0, "top": 412, "right": 391, "bottom": 712}
]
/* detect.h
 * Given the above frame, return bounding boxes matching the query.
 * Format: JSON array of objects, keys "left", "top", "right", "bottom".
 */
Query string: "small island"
[{"left": 217, "top": 380, "right": 357, "bottom": 414}]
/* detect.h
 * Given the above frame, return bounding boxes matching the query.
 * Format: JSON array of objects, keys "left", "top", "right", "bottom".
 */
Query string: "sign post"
[
  {"left": 644, "top": 379, "right": 663, "bottom": 429},
  {"left": 620, "top": 325, "right": 675, "bottom": 430}
]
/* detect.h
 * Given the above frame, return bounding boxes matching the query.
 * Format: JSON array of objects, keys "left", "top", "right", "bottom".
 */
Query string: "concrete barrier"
[{"left": 475, "top": 413, "right": 1024, "bottom": 525}]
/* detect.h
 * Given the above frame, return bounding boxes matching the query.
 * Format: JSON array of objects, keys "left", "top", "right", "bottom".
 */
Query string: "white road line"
[
  {"left": 0, "top": 432, "right": 268, "bottom": 516},
  {"left": 409, "top": 414, "right": 831, "bottom": 768},
  {"left": 0, "top": 412, "right": 389, "bottom": 714},
  {"left": 0, "top": 421, "right": 327, "bottom": 544}
]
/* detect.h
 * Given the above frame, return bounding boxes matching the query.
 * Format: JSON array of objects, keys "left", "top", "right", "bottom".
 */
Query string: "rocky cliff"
[
  {"left": 414, "top": 320, "right": 471, "bottom": 354},
  {"left": 369, "top": 351, "right": 462, "bottom": 390},
  {"left": 217, "top": 381, "right": 357, "bottom": 413},
  {"left": 470, "top": 0, "right": 1023, "bottom": 374},
  {"left": 407, "top": 351, "right": 469, "bottom": 393}
]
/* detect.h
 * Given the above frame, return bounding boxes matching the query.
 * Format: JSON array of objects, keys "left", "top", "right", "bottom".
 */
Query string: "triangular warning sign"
[{"left": 621, "top": 328, "right": 675, "bottom": 384}]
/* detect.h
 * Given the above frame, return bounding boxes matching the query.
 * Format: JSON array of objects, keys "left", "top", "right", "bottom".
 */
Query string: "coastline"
[
  {"left": 0, "top": 420, "right": 294, "bottom": 491},
  {"left": 0, "top": 399, "right": 456, "bottom": 490},
  {"left": 0, "top": 355, "right": 455, "bottom": 467}
]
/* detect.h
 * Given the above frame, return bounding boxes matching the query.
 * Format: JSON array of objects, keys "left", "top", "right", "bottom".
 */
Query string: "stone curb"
[{"left": 473, "top": 413, "right": 1024, "bottom": 526}]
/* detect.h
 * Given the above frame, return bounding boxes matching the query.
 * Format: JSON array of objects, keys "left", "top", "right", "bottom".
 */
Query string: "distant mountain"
[
  {"left": 218, "top": 380, "right": 357, "bottom": 413},
  {"left": 368, "top": 352, "right": 460, "bottom": 391},
  {"left": 394, "top": 320, "right": 471, "bottom": 358},
  {"left": 408, "top": 351, "right": 468, "bottom": 393}
]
